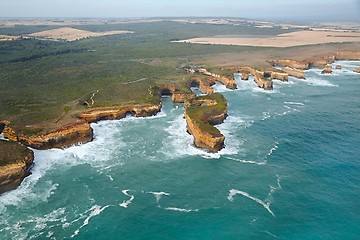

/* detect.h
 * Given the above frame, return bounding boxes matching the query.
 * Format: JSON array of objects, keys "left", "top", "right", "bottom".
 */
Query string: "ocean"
[{"left": 1, "top": 61, "right": 359, "bottom": 239}]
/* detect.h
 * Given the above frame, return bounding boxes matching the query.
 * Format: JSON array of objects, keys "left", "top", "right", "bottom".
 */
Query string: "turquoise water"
[{"left": 1, "top": 61, "right": 360, "bottom": 239}]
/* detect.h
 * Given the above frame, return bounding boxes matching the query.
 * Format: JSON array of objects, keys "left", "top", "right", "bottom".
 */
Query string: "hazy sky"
[{"left": 1, "top": 0, "right": 360, "bottom": 21}]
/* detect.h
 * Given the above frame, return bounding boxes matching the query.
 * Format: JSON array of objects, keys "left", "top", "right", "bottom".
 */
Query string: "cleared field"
[
  {"left": 28, "top": 27, "right": 133, "bottom": 41},
  {"left": 175, "top": 30, "right": 360, "bottom": 47}
]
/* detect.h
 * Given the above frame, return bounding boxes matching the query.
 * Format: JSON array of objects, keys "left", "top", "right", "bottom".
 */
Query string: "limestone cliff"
[
  {"left": 268, "top": 59, "right": 309, "bottom": 70},
  {"left": 189, "top": 77, "right": 214, "bottom": 94},
  {"left": 184, "top": 93, "right": 227, "bottom": 152},
  {"left": 0, "top": 141, "right": 34, "bottom": 194},
  {"left": 254, "top": 72, "right": 273, "bottom": 90},
  {"left": 194, "top": 68, "right": 237, "bottom": 89},
  {"left": 241, "top": 72, "right": 249, "bottom": 80},
  {"left": 321, "top": 65, "right": 333, "bottom": 74},
  {"left": 79, "top": 103, "right": 162, "bottom": 123},
  {"left": 283, "top": 67, "right": 306, "bottom": 79},
  {"left": 3, "top": 121, "right": 93, "bottom": 150},
  {"left": 156, "top": 84, "right": 196, "bottom": 103},
  {"left": 270, "top": 71, "right": 288, "bottom": 82},
  {"left": 335, "top": 51, "right": 360, "bottom": 61}
]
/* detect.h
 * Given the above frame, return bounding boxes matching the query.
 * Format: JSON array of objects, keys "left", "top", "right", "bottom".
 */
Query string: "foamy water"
[{"left": 1, "top": 61, "right": 360, "bottom": 239}]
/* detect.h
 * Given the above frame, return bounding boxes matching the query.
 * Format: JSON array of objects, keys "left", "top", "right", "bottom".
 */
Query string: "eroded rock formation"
[
  {"left": 0, "top": 141, "right": 34, "bottom": 194},
  {"left": 321, "top": 65, "right": 333, "bottom": 74},
  {"left": 189, "top": 77, "right": 214, "bottom": 94},
  {"left": 336, "top": 65, "right": 342, "bottom": 70},
  {"left": 354, "top": 67, "right": 360, "bottom": 74},
  {"left": 193, "top": 68, "right": 237, "bottom": 89},
  {"left": 241, "top": 72, "right": 249, "bottom": 80},
  {"left": 335, "top": 51, "right": 360, "bottom": 61},
  {"left": 3, "top": 121, "right": 93, "bottom": 150},
  {"left": 79, "top": 103, "right": 162, "bottom": 123},
  {"left": 184, "top": 93, "right": 227, "bottom": 152},
  {"left": 268, "top": 59, "right": 309, "bottom": 70},
  {"left": 283, "top": 67, "right": 306, "bottom": 79}
]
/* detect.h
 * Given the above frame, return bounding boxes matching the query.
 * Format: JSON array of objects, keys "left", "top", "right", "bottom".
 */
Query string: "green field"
[{"left": 0, "top": 19, "right": 350, "bottom": 135}]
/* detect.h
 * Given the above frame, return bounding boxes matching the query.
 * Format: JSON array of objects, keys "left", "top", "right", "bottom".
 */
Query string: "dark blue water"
[{"left": 1, "top": 61, "right": 359, "bottom": 239}]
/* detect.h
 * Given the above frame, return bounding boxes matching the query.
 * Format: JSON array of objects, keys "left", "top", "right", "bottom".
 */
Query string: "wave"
[
  {"left": 147, "top": 191, "right": 170, "bottom": 204},
  {"left": 225, "top": 156, "right": 266, "bottom": 165},
  {"left": 164, "top": 207, "right": 199, "bottom": 213},
  {"left": 162, "top": 114, "right": 245, "bottom": 159},
  {"left": 119, "top": 190, "right": 135, "bottom": 208},
  {"left": 71, "top": 205, "right": 110, "bottom": 238},
  {"left": 227, "top": 175, "right": 282, "bottom": 217},
  {"left": 284, "top": 101, "right": 304, "bottom": 106}
]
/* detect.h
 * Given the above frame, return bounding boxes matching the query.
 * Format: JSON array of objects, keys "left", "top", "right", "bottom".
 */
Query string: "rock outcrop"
[
  {"left": 268, "top": 59, "right": 309, "bottom": 70},
  {"left": 321, "top": 65, "right": 333, "bottom": 74},
  {"left": 79, "top": 103, "right": 162, "bottom": 123},
  {"left": 354, "top": 67, "right": 360, "bottom": 74},
  {"left": 156, "top": 84, "right": 196, "bottom": 103},
  {"left": 3, "top": 121, "right": 93, "bottom": 150},
  {"left": 270, "top": 71, "right": 288, "bottom": 82},
  {"left": 184, "top": 93, "right": 227, "bottom": 152},
  {"left": 336, "top": 65, "right": 342, "bottom": 70},
  {"left": 194, "top": 68, "right": 237, "bottom": 89},
  {"left": 0, "top": 140, "right": 34, "bottom": 194},
  {"left": 254, "top": 72, "right": 273, "bottom": 90},
  {"left": 189, "top": 77, "right": 214, "bottom": 94},
  {"left": 283, "top": 67, "right": 306, "bottom": 79},
  {"left": 335, "top": 51, "right": 360, "bottom": 61},
  {"left": 241, "top": 72, "right": 249, "bottom": 80}
]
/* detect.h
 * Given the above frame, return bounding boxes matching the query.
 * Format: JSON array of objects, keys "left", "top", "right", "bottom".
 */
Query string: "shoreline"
[{"left": 1, "top": 51, "right": 360, "bottom": 194}]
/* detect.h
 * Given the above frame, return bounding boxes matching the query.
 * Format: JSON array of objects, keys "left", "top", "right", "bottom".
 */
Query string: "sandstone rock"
[
  {"left": 283, "top": 67, "right": 306, "bottom": 79},
  {"left": 268, "top": 59, "right": 309, "bottom": 70},
  {"left": 4, "top": 121, "right": 93, "bottom": 150},
  {"left": 354, "top": 67, "right": 360, "bottom": 74},
  {"left": 270, "top": 71, "right": 288, "bottom": 82},
  {"left": 0, "top": 140, "right": 34, "bottom": 194},
  {"left": 335, "top": 65, "right": 342, "bottom": 70},
  {"left": 241, "top": 73, "right": 249, "bottom": 80},
  {"left": 321, "top": 65, "right": 333, "bottom": 74},
  {"left": 184, "top": 93, "right": 227, "bottom": 152}
]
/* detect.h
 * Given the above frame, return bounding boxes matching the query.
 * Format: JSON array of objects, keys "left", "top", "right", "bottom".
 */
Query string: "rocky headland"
[
  {"left": 0, "top": 140, "right": 34, "bottom": 194},
  {"left": 184, "top": 93, "right": 227, "bottom": 152}
]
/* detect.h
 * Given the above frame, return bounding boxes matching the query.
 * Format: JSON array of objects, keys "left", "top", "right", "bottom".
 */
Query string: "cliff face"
[
  {"left": 321, "top": 65, "right": 333, "bottom": 74},
  {"left": 0, "top": 141, "right": 34, "bottom": 194},
  {"left": 194, "top": 68, "right": 237, "bottom": 89},
  {"left": 190, "top": 77, "right": 214, "bottom": 94},
  {"left": 184, "top": 93, "right": 227, "bottom": 152},
  {"left": 283, "top": 67, "right": 306, "bottom": 79},
  {"left": 172, "top": 92, "right": 196, "bottom": 103},
  {"left": 4, "top": 121, "right": 93, "bottom": 150},
  {"left": 270, "top": 71, "right": 288, "bottom": 82},
  {"left": 79, "top": 103, "right": 162, "bottom": 123},
  {"left": 335, "top": 51, "right": 360, "bottom": 61},
  {"left": 254, "top": 72, "right": 273, "bottom": 90},
  {"left": 268, "top": 59, "right": 309, "bottom": 70},
  {"left": 241, "top": 73, "right": 249, "bottom": 80}
]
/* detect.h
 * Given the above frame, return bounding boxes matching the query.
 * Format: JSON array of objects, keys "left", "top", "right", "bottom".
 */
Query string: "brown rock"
[
  {"left": 283, "top": 67, "right": 306, "bottom": 79},
  {"left": 354, "top": 67, "right": 360, "bottom": 74},
  {"left": 184, "top": 93, "right": 227, "bottom": 152},
  {"left": 0, "top": 141, "right": 34, "bottom": 194},
  {"left": 268, "top": 59, "right": 309, "bottom": 70},
  {"left": 241, "top": 73, "right": 249, "bottom": 80},
  {"left": 321, "top": 65, "right": 333, "bottom": 74},
  {"left": 335, "top": 65, "right": 342, "bottom": 70}
]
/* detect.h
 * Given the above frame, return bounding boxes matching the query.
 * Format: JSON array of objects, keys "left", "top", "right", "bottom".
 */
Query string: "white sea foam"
[
  {"left": 225, "top": 156, "right": 266, "bottom": 165},
  {"left": 164, "top": 207, "right": 199, "bottom": 213},
  {"left": 148, "top": 191, "right": 170, "bottom": 203},
  {"left": 119, "top": 190, "right": 135, "bottom": 208},
  {"left": 0, "top": 133, "right": 7, "bottom": 140},
  {"left": 228, "top": 175, "right": 282, "bottom": 217},
  {"left": 227, "top": 189, "right": 275, "bottom": 217},
  {"left": 305, "top": 76, "right": 338, "bottom": 87},
  {"left": 267, "top": 142, "right": 279, "bottom": 156},
  {"left": 162, "top": 114, "right": 245, "bottom": 159},
  {"left": 71, "top": 205, "right": 109, "bottom": 238},
  {"left": 284, "top": 101, "right": 304, "bottom": 106}
]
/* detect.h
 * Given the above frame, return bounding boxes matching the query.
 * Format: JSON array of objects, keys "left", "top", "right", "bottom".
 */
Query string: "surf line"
[{"left": 120, "top": 190, "right": 135, "bottom": 208}]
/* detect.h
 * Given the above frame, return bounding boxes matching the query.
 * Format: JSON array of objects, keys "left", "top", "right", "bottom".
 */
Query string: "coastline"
[{"left": 1, "top": 50, "right": 360, "bottom": 194}]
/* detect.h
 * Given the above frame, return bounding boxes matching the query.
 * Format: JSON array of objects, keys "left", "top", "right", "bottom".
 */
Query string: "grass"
[
  {"left": 0, "top": 140, "right": 32, "bottom": 166},
  {"left": 185, "top": 93, "right": 227, "bottom": 137}
]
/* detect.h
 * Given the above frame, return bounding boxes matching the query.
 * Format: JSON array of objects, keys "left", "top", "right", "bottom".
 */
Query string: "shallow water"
[{"left": 1, "top": 62, "right": 360, "bottom": 239}]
